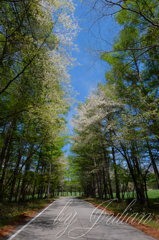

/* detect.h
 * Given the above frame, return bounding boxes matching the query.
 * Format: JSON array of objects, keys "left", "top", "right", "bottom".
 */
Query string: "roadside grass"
[
  {"left": 0, "top": 197, "right": 58, "bottom": 229},
  {"left": 78, "top": 195, "right": 159, "bottom": 230},
  {"left": 147, "top": 189, "right": 159, "bottom": 198},
  {"left": 111, "top": 189, "right": 159, "bottom": 200}
]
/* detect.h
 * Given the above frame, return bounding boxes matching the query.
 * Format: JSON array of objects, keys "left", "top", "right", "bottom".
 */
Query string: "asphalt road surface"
[{"left": 3, "top": 197, "right": 156, "bottom": 240}]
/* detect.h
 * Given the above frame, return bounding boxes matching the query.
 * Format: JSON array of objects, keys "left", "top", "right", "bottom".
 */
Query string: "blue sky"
[{"left": 62, "top": 0, "right": 119, "bottom": 156}]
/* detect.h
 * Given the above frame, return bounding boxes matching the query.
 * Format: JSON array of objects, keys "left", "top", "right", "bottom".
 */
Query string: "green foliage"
[
  {"left": 69, "top": 0, "right": 159, "bottom": 203},
  {"left": 0, "top": 0, "right": 77, "bottom": 202}
]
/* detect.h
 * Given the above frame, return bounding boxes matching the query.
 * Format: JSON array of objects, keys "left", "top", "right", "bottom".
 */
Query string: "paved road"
[{"left": 4, "top": 197, "right": 156, "bottom": 240}]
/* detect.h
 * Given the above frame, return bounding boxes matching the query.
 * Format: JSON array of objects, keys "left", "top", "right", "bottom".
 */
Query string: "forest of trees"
[
  {"left": 0, "top": 0, "right": 159, "bottom": 205},
  {"left": 0, "top": 0, "right": 78, "bottom": 201},
  {"left": 69, "top": 0, "right": 159, "bottom": 205}
]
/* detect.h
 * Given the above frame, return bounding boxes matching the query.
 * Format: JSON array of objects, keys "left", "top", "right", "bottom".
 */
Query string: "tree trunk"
[
  {"left": 9, "top": 149, "right": 23, "bottom": 202},
  {"left": 15, "top": 175, "right": 21, "bottom": 202},
  {"left": 0, "top": 136, "right": 13, "bottom": 185},
  {"left": 20, "top": 144, "right": 34, "bottom": 201},
  {"left": 101, "top": 140, "right": 113, "bottom": 199},
  {"left": 99, "top": 170, "right": 103, "bottom": 199},
  {"left": 0, "top": 119, "right": 15, "bottom": 170},
  {"left": 93, "top": 153, "right": 100, "bottom": 199},
  {"left": 112, "top": 146, "right": 120, "bottom": 201},
  {"left": 32, "top": 157, "right": 40, "bottom": 199},
  {"left": 91, "top": 173, "right": 95, "bottom": 198},
  {"left": 146, "top": 141, "right": 159, "bottom": 189}
]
